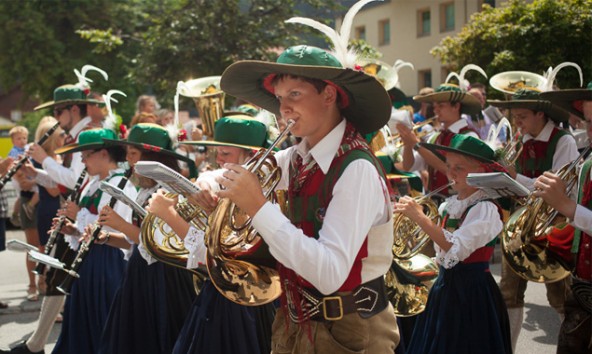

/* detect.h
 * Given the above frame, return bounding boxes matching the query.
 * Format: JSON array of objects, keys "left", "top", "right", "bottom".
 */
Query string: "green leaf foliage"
[{"left": 431, "top": 0, "right": 592, "bottom": 97}]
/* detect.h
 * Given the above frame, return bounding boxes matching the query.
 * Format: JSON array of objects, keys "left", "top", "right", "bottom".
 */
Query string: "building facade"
[{"left": 345, "top": 0, "right": 507, "bottom": 96}]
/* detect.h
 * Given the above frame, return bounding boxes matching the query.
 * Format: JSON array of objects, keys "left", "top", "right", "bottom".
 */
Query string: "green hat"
[
  {"left": 34, "top": 84, "right": 103, "bottom": 111},
  {"left": 539, "top": 82, "right": 592, "bottom": 120},
  {"left": 55, "top": 128, "right": 121, "bottom": 155},
  {"left": 420, "top": 134, "right": 496, "bottom": 164},
  {"left": 182, "top": 114, "right": 268, "bottom": 150},
  {"left": 487, "top": 88, "right": 570, "bottom": 123},
  {"left": 375, "top": 151, "right": 422, "bottom": 192},
  {"left": 219, "top": 45, "right": 391, "bottom": 135},
  {"left": 413, "top": 84, "right": 481, "bottom": 115},
  {"left": 102, "top": 123, "right": 198, "bottom": 178}
]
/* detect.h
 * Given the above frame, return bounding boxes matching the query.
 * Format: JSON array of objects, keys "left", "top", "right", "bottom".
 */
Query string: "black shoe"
[{"left": 0, "top": 342, "right": 44, "bottom": 354}]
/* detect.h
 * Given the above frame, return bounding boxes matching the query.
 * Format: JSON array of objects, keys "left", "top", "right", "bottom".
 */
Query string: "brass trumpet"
[
  {"left": 389, "top": 117, "right": 437, "bottom": 148},
  {"left": 502, "top": 146, "right": 590, "bottom": 283},
  {"left": 205, "top": 120, "right": 295, "bottom": 306}
]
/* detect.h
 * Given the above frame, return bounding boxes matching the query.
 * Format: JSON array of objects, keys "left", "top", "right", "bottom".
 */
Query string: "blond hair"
[
  {"left": 35, "top": 116, "right": 64, "bottom": 155},
  {"left": 8, "top": 126, "right": 28, "bottom": 137}
]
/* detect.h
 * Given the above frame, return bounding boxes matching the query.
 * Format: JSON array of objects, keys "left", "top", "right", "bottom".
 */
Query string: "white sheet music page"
[{"left": 133, "top": 161, "right": 200, "bottom": 197}]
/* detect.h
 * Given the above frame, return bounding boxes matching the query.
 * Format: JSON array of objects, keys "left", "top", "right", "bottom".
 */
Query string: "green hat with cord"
[
  {"left": 55, "top": 128, "right": 124, "bottom": 158},
  {"left": 539, "top": 81, "right": 592, "bottom": 120},
  {"left": 181, "top": 114, "right": 268, "bottom": 150},
  {"left": 35, "top": 84, "right": 103, "bottom": 111},
  {"left": 103, "top": 123, "right": 198, "bottom": 178},
  {"left": 420, "top": 134, "right": 496, "bottom": 164},
  {"left": 488, "top": 88, "right": 570, "bottom": 123},
  {"left": 219, "top": 45, "right": 391, "bottom": 135}
]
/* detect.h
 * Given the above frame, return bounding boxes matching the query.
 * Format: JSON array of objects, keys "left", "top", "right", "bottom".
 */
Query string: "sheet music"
[
  {"left": 99, "top": 181, "right": 147, "bottom": 218},
  {"left": 466, "top": 172, "right": 530, "bottom": 199},
  {"left": 28, "top": 250, "right": 66, "bottom": 270},
  {"left": 134, "top": 161, "right": 200, "bottom": 197},
  {"left": 6, "top": 239, "right": 38, "bottom": 252}
]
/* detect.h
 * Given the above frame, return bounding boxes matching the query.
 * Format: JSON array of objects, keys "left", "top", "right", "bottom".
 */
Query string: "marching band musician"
[
  {"left": 147, "top": 114, "right": 275, "bottom": 354},
  {"left": 395, "top": 134, "right": 512, "bottom": 354},
  {"left": 92, "top": 123, "right": 198, "bottom": 354},
  {"left": 399, "top": 80, "right": 481, "bottom": 199},
  {"left": 535, "top": 82, "right": 592, "bottom": 354},
  {"left": 488, "top": 88, "right": 579, "bottom": 351},
  {"left": 0, "top": 84, "right": 102, "bottom": 354},
  {"left": 51, "top": 128, "right": 136, "bottom": 354},
  {"left": 209, "top": 43, "right": 399, "bottom": 352}
]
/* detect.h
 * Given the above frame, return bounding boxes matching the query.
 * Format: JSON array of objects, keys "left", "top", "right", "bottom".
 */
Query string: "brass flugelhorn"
[
  {"left": 0, "top": 122, "right": 60, "bottom": 191},
  {"left": 205, "top": 120, "right": 295, "bottom": 306},
  {"left": 502, "top": 146, "right": 590, "bottom": 283}
]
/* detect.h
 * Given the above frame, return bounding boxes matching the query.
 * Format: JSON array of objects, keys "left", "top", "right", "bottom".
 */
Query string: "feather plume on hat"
[
  {"left": 540, "top": 62, "right": 583, "bottom": 92},
  {"left": 102, "top": 89, "right": 126, "bottom": 136},
  {"left": 74, "top": 65, "right": 109, "bottom": 94},
  {"left": 167, "top": 81, "right": 187, "bottom": 147},
  {"left": 445, "top": 64, "right": 487, "bottom": 91},
  {"left": 286, "top": 0, "right": 381, "bottom": 69}
]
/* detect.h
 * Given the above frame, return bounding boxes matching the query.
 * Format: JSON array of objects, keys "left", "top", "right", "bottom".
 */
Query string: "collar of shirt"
[
  {"left": 446, "top": 118, "right": 469, "bottom": 133},
  {"left": 522, "top": 120, "right": 555, "bottom": 143},
  {"left": 69, "top": 116, "right": 92, "bottom": 141},
  {"left": 295, "top": 118, "right": 346, "bottom": 174}
]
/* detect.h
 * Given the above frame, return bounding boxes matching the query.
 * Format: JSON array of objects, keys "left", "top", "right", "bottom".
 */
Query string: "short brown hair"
[{"left": 9, "top": 126, "right": 28, "bottom": 137}]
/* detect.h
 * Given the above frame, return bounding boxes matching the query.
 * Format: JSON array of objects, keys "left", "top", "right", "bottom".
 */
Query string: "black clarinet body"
[
  {"left": 0, "top": 122, "right": 60, "bottom": 192},
  {"left": 33, "top": 169, "right": 88, "bottom": 276},
  {"left": 57, "top": 168, "right": 132, "bottom": 295}
]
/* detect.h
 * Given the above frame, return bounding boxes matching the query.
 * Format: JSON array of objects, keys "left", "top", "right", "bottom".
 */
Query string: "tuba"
[
  {"left": 177, "top": 76, "right": 224, "bottom": 138},
  {"left": 502, "top": 146, "right": 591, "bottom": 283},
  {"left": 205, "top": 120, "right": 295, "bottom": 306},
  {"left": 489, "top": 71, "right": 546, "bottom": 95},
  {"left": 140, "top": 193, "right": 208, "bottom": 274}
]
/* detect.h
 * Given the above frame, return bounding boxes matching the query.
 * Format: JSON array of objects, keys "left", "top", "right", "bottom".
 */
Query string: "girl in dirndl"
[{"left": 395, "top": 134, "right": 512, "bottom": 354}]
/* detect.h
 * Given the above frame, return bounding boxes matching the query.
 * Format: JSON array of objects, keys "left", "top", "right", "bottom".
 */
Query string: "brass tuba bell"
[
  {"left": 178, "top": 76, "right": 225, "bottom": 138},
  {"left": 489, "top": 71, "right": 546, "bottom": 95}
]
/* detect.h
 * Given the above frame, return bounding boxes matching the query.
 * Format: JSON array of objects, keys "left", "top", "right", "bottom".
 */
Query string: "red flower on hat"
[
  {"left": 178, "top": 129, "right": 188, "bottom": 142},
  {"left": 83, "top": 88, "right": 90, "bottom": 96},
  {"left": 119, "top": 124, "right": 128, "bottom": 139}
]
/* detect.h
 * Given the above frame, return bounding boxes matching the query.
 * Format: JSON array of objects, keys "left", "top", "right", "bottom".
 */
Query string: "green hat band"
[
  {"left": 126, "top": 123, "right": 173, "bottom": 150},
  {"left": 587, "top": 81, "right": 592, "bottom": 90},
  {"left": 79, "top": 128, "right": 118, "bottom": 145},
  {"left": 435, "top": 84, "right": 462, "bottom": 93},
  {"left": 214, "top": 116, "right": 268, "bottom": 148},
  {"left": 448, "top": 134, "right": 494, "bottom": 161},
  {"left": 54, "top": 84, "right": 88, "bottom": 102},
  {"left": 512, "top": 88, "right": 542, "bottom": 100}
]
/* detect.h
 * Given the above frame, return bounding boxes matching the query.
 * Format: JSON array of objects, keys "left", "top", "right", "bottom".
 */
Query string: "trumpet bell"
[
  {"left": 489, "top": 71, "right": 546, "bottom": 95},
  {"left": 178, "top": 76, "right": 225, "bottom": 138},
  {"left": 386, "top": 254, "right": 439, "bottom": 317}
]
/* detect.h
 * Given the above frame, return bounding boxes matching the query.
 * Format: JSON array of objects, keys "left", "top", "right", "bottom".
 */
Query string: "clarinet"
[
  {"left": 0, "top": 122, "right": 60, "bottom": 192},
  {"left": 33, "top": 169, "right": 88, "bottom": 275},
  {"left": 57, "top": 168, "right": 132, "bottom": 295}
]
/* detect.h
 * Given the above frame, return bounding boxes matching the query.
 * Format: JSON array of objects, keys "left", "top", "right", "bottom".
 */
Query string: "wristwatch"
[{"left": 413, "top": 142, "right": 421, "bottom": 151}]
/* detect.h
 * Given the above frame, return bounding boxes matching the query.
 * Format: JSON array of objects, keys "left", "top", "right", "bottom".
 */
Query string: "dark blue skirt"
[
  {"left": 99, "top": 247, "right": 196, "bottom": 354},
  {"left": 407, "top": 262, "right": 512, "bottom": 354},
  {"left": 36, "top": 189, "right": 60, "bottom": 246},
  {"left": 172, "top": 280, "right": 275, "bottom": 354},
  {"left": 52, "top": 244, "right": 126, "bottom": 354}
]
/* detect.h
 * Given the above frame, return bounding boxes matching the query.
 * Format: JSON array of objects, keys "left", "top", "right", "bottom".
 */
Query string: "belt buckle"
[{"left": 322, "top": 296, "right": 343, "bottom": 321}]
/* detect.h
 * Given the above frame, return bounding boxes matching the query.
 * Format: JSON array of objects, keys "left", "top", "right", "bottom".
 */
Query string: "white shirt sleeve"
[
  {"left": 251, "top": 159, "right": 388, "bottom": 295},
  {"left": 435, "top": 201, "right": 503, "bottom": 269},
  {"left": 183, "top": 226, "right": 207, "bottom": 269},
  {"left": 573, "top": 205, "right": 592, "bottom": 235},
  {"left": 41, "top": 153, "right": 85, "bottom": 189},
  {"left": 517, "top": 134, "right": 580, "bottom": 191}
]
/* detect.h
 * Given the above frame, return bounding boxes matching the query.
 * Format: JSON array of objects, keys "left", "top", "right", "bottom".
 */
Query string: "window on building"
[
  {"left": 417, "top": 8, "right": 431, "bottom": 37},
  {"left": 480, "top": 0, "right": 496, "bottom": 9},
  {"left": 418, "top": 69, "right": 432, "bottom": 89},
  {"left": 355, "top": 26, "right": 366, "bottom": 40},
  {"left": 378, "top": 19, "right": 390, "bottom": 46},
  {"left": 440, "top": 2, "right": 455, "bottom": 32}
]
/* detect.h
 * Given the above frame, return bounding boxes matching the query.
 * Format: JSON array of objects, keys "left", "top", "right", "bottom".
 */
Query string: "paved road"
[{"left": 0, "top": 229, "right": 561, "bottom": 353}]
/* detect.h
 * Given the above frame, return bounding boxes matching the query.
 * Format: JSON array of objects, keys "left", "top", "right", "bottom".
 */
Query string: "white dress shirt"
[
  {"left": 42, "top": 116, "right": 92, "bottom": 189},
  {"left": 516, "top": 121, "right": 579, "bottom": 191}
]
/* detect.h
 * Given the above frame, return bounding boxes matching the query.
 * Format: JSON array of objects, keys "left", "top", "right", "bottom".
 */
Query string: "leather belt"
[{"left": 287, "top": 277, "right": 388, "bottom": 323}]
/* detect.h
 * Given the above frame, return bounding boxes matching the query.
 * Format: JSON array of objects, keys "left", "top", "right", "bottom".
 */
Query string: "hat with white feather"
[
  {"left": 35, "top": 65, "right": 108, "bottom": 111},
  {"left": 488, "top": 62, "right": 583, "bottom": 123},
  {"left": 413, "top": 64, "right": 486, "bottom": 115},
  {"left": 219, "top": 0, "right": 391, "bottom": 135}
]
